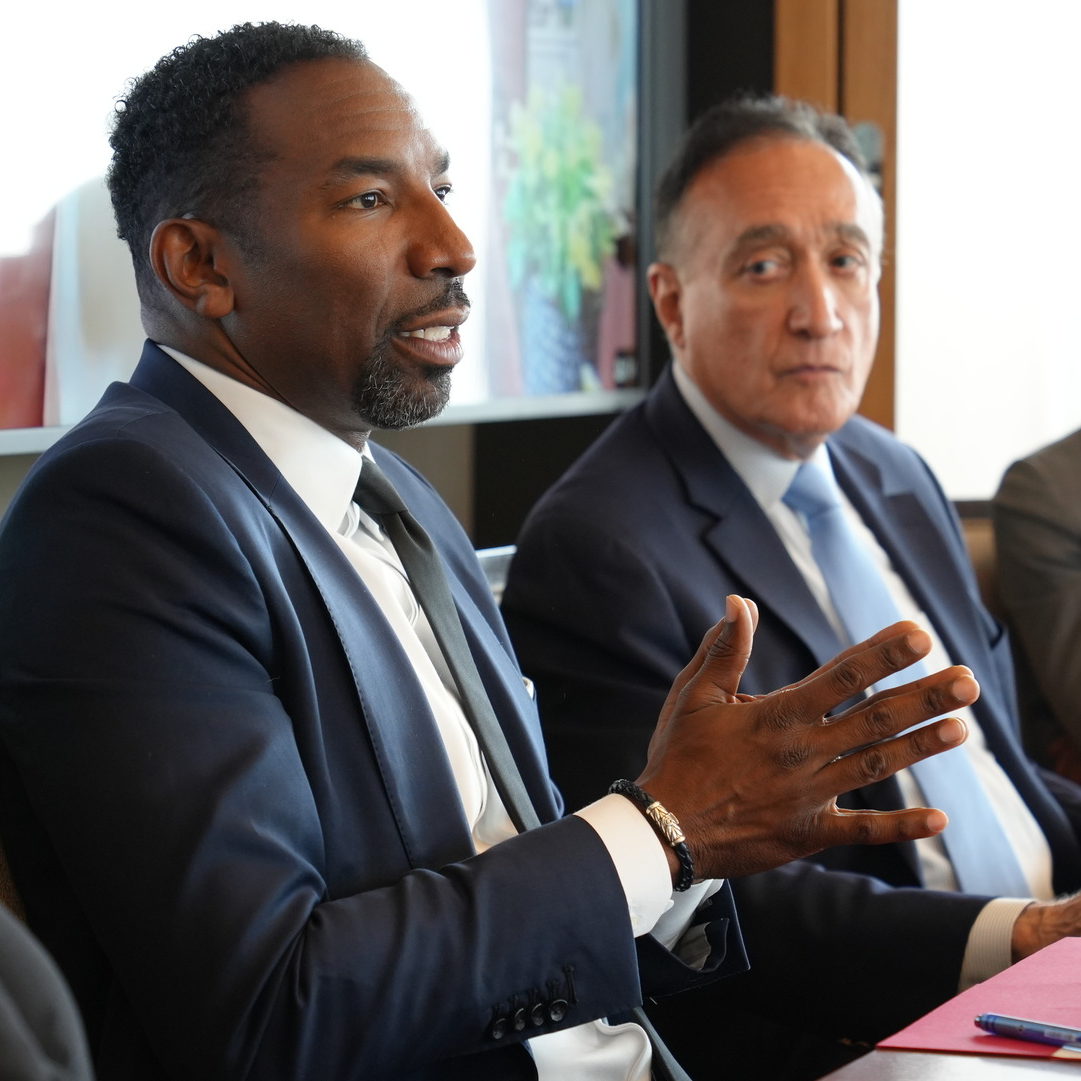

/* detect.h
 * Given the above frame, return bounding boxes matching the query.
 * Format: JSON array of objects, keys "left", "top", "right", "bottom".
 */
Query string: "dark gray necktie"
[
  {"left": 355, "top": 458, "right": 692, "bottom": 1081},
  {"left": 355, "top": 458, "right": 541, "bottom": 835}
]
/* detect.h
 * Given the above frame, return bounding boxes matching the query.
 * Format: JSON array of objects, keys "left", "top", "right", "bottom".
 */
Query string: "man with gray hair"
[{"left": 504, "top": 94, "right": 1081, "bottom": 1079}]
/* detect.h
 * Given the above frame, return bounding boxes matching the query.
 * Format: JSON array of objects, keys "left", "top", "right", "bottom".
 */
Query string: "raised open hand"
[{"left": 636, "top": 595, "right": 979, "bottom": 882}]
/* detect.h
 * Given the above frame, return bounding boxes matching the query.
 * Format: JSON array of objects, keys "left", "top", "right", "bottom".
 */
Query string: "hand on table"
[{"left": 1012, "top": 891, "right": 1081, "bottom": 961}]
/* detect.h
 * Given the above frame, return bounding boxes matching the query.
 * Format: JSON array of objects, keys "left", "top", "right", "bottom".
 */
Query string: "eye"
[
  {"left": 345, "top": 190, "right": 385, "bottom": 210},
  {"left": 433, "top": 184, "right": 453, "bottom": 203},
  {"left": 741, "top": 256, "right": 785, "bottom": 281},
  {"left": 830, "top": 252, "right": 866, "bottom": 273}
]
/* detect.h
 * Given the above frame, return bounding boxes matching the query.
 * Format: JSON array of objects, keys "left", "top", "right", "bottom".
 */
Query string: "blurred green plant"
[{"left": 501, "top": 85, "right": 616, "bottom": 323}]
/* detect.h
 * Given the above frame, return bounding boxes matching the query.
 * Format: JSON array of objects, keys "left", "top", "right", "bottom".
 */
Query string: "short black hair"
[
  {"left": 654, "top": 93, "right": 871, "bottom": 257},
  {"left": 107, "top": 21, "right": 368, "bottom": 302}
]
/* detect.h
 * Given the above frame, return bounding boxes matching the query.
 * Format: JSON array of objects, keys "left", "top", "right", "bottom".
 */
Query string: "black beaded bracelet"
[{"left": 608, "top": 779, "right": 694, "bottom": 892}]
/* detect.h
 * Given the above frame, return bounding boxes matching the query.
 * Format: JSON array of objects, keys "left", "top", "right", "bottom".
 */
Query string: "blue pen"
[{"left": 975, "top": 1013, "right": 1081, "bottom": 1049}]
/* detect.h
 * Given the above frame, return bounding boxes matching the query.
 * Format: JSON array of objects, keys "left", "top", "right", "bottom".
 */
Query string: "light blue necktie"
[{"left": 783, "top": 458, "right": 1030, "bottom": 896}]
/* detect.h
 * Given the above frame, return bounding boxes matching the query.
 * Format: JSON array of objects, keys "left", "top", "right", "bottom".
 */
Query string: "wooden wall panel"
[
  {"left": 841, "top": 0, "right": 897, "bottom": 430},
  {"left": 774, "top": 0, "right": 840, "bottom": 110},
  {"left": 773, "top": 0, "right": 897, "bottom": 430}
]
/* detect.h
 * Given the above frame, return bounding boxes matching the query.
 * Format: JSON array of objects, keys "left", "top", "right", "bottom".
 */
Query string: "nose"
[
  {"left": 408, "top": 195, "right": 477, "bottom": 279},
  {"left": 787, "top": 263, "right": 843, "bottom": 338}
]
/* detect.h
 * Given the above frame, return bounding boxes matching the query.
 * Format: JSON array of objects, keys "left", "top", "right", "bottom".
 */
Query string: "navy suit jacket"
[
  {"left": 0, "top": 345, "right": 745, "bottom": 1081},
  {"left": 503, "top": 366, "right": 1081, "bottom": 1047}
]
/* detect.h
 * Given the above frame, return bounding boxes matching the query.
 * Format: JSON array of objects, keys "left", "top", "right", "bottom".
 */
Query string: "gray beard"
[{"left": 353, "top": 342, "right": 452, "bottom": 431}]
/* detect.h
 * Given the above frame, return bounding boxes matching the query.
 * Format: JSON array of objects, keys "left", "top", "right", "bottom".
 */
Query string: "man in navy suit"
[
  {"left": 503, "top": 95, "right": 1081, "bottom": 1080},
  {"left": 0, "top": 27, "right": 977, "bottom": 1081}
]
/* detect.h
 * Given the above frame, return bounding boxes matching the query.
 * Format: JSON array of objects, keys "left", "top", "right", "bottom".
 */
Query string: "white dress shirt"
[
  {"left": 165, "top": 347, "right": 718, "bottom": 1079},
  {"left": 672, "top": 361, "right": 1052, "bottom": 988}
]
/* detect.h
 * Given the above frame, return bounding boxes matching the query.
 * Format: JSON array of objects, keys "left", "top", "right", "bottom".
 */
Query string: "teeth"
[{"left": 400, "top": 326, "right": 453, "bottom": 341}]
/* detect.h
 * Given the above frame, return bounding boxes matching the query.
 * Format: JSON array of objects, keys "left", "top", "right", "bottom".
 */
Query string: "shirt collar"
[
  {"left": 670, "top": 360, "right": 834, "bottom": 508},
  {"left": 159, "top": 345, "right": 363, "bottom": 534}
]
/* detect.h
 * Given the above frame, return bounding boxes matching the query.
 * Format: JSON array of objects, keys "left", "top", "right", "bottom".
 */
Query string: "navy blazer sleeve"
[{"left": 0, "top": 380, "right": 745, "bottom": 1081}]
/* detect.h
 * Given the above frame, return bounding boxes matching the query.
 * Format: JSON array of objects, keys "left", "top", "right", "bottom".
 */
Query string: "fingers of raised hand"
[
  {"left": 697, "top": 799, "right": 951, "bottom": 879},
  {"left": 675, "top": 595, "right": 757, "bottom": 701},
  {"left": 782, "top": 623, "right": 932, "bottom": 716},
  {"left": 651, "top": 596, "right": 758, "bottom": 751},
  {"left": 828, "top": 666, "right": 979, "bottom": 746},
  {"left": 709, "top": 595, "right": 755, "bottom": 654},
  {"left": 825, "top": 708, "right": 969, "bottom": 795},
  {"left": 823, "top": 806, "right": 951, "bottom": 850},
  {"left": 753, "top": 668, "right": 975, "bottom": 822}
]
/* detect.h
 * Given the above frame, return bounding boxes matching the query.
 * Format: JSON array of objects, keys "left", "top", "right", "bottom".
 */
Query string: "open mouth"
[
  {"left": 397, "top": 325, "right": 455, "bottom": 342},
  {"left": 392, "top": 320, "right": 465, "bottom": 367}
]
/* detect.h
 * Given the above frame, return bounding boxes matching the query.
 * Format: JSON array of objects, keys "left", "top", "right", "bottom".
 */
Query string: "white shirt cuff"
[
  {"left": 576, "top": 795, "right": 673, "bottom": 937},
  {"left": 959, "top": 897, "right": 1032, "bottom": 990},
  {"left": 575, "top": 795, "right": 722, "bottom": 956}
]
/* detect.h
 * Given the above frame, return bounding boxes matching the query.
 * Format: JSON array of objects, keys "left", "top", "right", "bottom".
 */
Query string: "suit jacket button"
[
  {"left": 512, "top": 1007, "right": 528, "bottom": 1032},
  {"left": 548, "top": 999, "right": 568, "bottom": 1023},
  {"left": 490, "top": 1016, "right": 509, "bottom": 1041},
  {"left": 530, "top": 1002, "right": 547, "bottom": 1027}
]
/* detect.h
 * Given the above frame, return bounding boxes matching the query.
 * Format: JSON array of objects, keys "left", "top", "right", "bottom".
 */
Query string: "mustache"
[{"left": 390, "top": 280, "right": 471, "bottom": 333}]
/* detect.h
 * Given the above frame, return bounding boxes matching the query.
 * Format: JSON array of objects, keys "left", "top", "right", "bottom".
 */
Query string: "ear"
[
  {"left": 149, "top": 218, "right": 236, "bottom": 320},
  {"left": 647, "top": 261, "right": 686, "bottom": 350}
]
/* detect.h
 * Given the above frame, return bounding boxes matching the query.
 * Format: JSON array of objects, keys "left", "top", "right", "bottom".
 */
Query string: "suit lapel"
[
  {"left": 370, "top": 448, "right": 560, "bottom": 823},
  {"left": 271, "top": 507, "right": 481, "bottom": 871},
  {"left": 645, "top": 373, "right": 909, "bottom": 842},
  {"left": 128, "top": 343, "right": 477, "bottom": 870},
  {"left": 448, "top": 583, "right": 558, "bottom": 820},
  {"left": 832, "top": 430, "right": 1081, "bottom": 884},
  {"left": 830, "top": 439, "right": 976, "bottom": 673},
  {"left": 704, "top": 506, "right": 846, "bottom": 669},
  {"left": 646, "top": 370, "right": 844, "bottom": 669},
  {"left": 830, "top": 432, "right": 1021, "bottom": 736}
]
